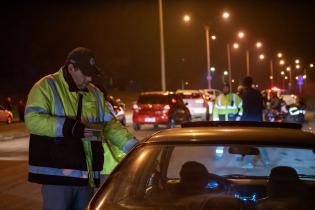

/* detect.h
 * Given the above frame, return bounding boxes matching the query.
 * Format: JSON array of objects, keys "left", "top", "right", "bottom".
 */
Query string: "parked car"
[
  {"left": 0, "top": 105, "right": 13, "bottom": 124},
  {"left": 176, "top": 89, "right": 209, "bottom": 121},
  {"left": 88, "top": 121, "right": 315, "bottom": 210},
  {"left": 132, "top": 91, "right": 191, "bottom": 130},
  {"left": 107, "top": 96, "right": 126, "bottom": 126}
]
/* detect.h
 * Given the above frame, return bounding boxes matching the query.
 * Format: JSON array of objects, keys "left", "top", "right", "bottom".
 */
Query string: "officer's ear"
[{"left": 68, "top": 63, "right": 76, "bottom": 73}]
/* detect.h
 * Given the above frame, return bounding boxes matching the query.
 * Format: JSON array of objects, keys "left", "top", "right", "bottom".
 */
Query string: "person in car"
[{"left": 24, "top": 47, "right": 138, "bottom": 210}]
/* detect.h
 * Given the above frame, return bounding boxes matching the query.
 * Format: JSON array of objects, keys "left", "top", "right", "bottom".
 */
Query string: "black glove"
[{"left": 63, "top": 118, "right": 85, "bottom": 138}]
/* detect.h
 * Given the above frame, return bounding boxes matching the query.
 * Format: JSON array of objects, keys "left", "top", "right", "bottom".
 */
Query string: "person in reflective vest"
[
  {"left": 213, "top": 83, "right": 243, "bottom": 121},
  {"left": 25, "top": 47, "right": 138, "bottom": 210}
]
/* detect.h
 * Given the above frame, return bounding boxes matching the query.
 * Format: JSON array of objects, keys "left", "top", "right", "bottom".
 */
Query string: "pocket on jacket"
[{"left": 49, "top": 137, "right": 86, "bottom": 170}]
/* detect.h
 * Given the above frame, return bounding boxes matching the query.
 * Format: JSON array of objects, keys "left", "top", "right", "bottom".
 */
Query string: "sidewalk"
[{"left": 0, "top": 122, "right": 29, "bottom": 141}]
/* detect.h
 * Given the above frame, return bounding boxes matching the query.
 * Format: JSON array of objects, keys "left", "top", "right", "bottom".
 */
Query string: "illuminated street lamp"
[
  {"left": 286, "top": 67, "right": 291, "bottom": 71},
  {"left": 285, "top": 76, "right": 288, "bottom": 80},
  {"left": 277, "top": 52, "right": 283, "bottom": 58},
  {"left": 281, "top": 71, "right": 285, "bottom": 75},
  {"left": 210, "top": 67, "right": 215, "bottom": 72},
  {"left": 238, "top": 31, "right": 245, "bottom": 39},
  {"left": 259, "top": 54, "right": 265, "bottom": 60},
  {"left": 279, "top": 60, "right": 285, "bottom": 65},
  {"left": 310, "top": 63, "right": 314, "bottom": 68},
  {"left": 295, "top": 59, "right": 300, "bottom": 64},
  {"left": 183, "top": 14, "right": 191, "bottom": 23},
  {"left": 233, "top": 43, "right": 239, "bottom": 49},
  {"left": 296, "top": 64, "right": 301, "bottom": 69},
  {"left": 256, "top": 42, "right": 262, "bottom": 48},
  {"left": 224, "top": 70, "right": 228, "bottom": 76},
  {"left": 303, "top": 75, "right": 307, "bottom": 79},
  {"left": 211, "top": 35, "right": 216, "bottom": 40},
  {"left": 270, "top": 75, "right": 273, "bottom": 80},
  {"left": 222, "top": 11, "right": 230, "bottom": 19}
]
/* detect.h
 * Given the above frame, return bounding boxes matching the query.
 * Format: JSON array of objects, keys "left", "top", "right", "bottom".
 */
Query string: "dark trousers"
[
  {"left": 218, "top": 114, "right": 236, "bottom": 121},
  {"left": 42, "top": 184, "right": 94, "bottom": 210}
]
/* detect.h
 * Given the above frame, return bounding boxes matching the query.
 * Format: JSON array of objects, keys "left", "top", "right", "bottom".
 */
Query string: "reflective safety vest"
[
  {"left": 25, "top": 68, "right": 134, "bottom": 187},
  {"left": 213, "top": 93, "right": 243, "bottom": 121}
]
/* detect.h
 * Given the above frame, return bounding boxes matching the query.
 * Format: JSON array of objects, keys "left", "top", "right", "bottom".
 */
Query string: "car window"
[
  {"left": 178, "top": 93, "right": 202, "bottom": 99},
  {"left": 138, "top": 94, "right": 170, "bottom": 104}
]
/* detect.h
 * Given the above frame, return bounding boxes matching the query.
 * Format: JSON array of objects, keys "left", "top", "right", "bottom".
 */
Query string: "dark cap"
[{"left": 65, "top": 47, "right": 100, "bottom": 76}]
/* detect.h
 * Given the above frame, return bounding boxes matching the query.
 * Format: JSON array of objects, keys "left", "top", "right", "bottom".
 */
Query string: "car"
[
  {"left": 200, "top": 89, "right": 222, "bottom": 115},
  {"left": 107, "top": 95, "right": 126, "bottom": 126},
  {"left": 176, "top": 89, "right": 209, "bottom": 121},
  {"left": 88, "top": 122, "right": 315, "bottom": 210},
  {"left": 0, "top": 105, "right": 13, "bottom": 124},
  {"left": 132, "top": 91, "right": 191, "bottom": 130}
]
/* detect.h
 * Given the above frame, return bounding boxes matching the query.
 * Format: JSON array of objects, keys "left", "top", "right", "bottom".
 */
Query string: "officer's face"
[
  {"left": 68, "top": 64, "right": 92, "bottom": 90},
  {"left": 223, "top": 86, "right": 229, "bottom": 94}
]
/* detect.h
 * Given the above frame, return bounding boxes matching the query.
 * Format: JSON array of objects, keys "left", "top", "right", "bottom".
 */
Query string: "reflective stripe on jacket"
[
  {"left": 25, "top": 68, "right": 134, "bottom": 186},
  {"left": 212, "top": 93, "right": 243, "bottom": 121}
]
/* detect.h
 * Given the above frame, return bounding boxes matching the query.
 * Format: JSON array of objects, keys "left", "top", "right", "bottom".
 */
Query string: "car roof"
[
  {"left": 176, "top": 89, "right": 201, "bottom": 93},
  {"left": 140, "top": 91, "right": 174, "bottom": 95},
  {"left": 144, "top": 125, "right": 315, "bottom": 147}
]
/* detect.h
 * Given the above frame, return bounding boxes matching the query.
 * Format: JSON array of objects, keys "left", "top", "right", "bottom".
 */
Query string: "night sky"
[{"left": 1, "top": 0, "right": 314, "bottom": 97}]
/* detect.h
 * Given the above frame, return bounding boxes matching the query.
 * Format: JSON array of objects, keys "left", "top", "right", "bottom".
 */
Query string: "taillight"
[
  {"left": 132, "top": 104, "right": 139, "bottom": 110},
  {"left": 164, "top": 105, "right": 170, "bottom": 110}
]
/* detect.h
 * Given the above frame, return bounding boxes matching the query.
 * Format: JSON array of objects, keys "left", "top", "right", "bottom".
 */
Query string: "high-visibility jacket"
[
  {"left": 213, "top": 93, "right": 243, "bottom": 121},
  {"left": 25, "top": 68, "right": 134, "bottom": 187}
]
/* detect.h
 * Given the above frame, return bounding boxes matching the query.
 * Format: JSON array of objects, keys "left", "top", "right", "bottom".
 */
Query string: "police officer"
[
  {"left": 213, "top": 83, "right": 243, "bottom": 121},
  {"left": 25, "top": 47, "right": 138, "bottom": 210}
]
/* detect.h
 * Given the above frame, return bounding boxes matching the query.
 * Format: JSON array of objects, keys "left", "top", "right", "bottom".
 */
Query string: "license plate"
[{"left": 144, "top": 117, "right": 156, "bottom": 122}]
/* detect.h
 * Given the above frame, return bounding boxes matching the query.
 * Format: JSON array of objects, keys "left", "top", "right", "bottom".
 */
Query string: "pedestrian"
[
  {"left": 240, "top": 76, "right": 269, "bottom": 168},
  {"left": 4, "top": 96, "right": 13, "bottom": 111},
  {"left": 24, "top": 47, "right": 138, "bottom": 210},
  {"left": 18, "top": 99, "right": 25, "bottom": 122},
  {"left": 240, "top": 76, "right": 263, "bottom": 121}
]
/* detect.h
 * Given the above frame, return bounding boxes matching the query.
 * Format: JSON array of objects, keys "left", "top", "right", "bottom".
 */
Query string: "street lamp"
[
  {"left": 210, "top": 67, "right": 215, "bottom": 72},
  {"left": 183, "top": 14, "right": 191, "bottom": 23},
  {"left": 277, "top": 53, "right": 283, "bottom": 58},
  {"left": 158, "top": 0, "right": 166, "bottom": 91},
  {"left": 310, "top": 63, "right": 314, "bottom": 68},
  {"left": 211, "top": 35, "right": 216, "bottom": 40},
  {"left": 296, "top": 64, "right": 301, "bottom": 69},
  {"left": 238, "top": 31, "right": 245, "bottom": 39},
  {"left": 233, "top": 43, "right": 239, "bottom": 49},
  {"left": 295, "top": 59, "right": 300, "bottom": 64},
  {"left": 259, "top": 54, "right": 265, "bottom": 60},
  {"left": 201, "top": 11, "right": 230, "bottom": 89},
  {"left": 279, "top": 60, "right": 285, "bottom": 65},
  {"left": 256, "top": 42, "right": 262, "bottom": 48}
]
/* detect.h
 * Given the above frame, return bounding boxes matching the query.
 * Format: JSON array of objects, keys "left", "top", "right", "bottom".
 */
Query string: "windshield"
[
  {"left": 138, "top": 95, "right": 170, "bottom": 104},
  {"left": 93, "top": 144, "right": 315, "bottom": 210}
]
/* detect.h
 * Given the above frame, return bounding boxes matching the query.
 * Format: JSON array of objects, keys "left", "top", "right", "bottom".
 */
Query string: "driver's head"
[
  {"left": 222, "top": 83, "right": 230, "bottom": 95},
  {"left": 180, "top": 161, "right": 209, "bottom": 190}
]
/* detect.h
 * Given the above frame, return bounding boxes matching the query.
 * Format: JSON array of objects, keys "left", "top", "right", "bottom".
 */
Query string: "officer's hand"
[{"left": 63, "top": 118, "right": 85, "bottom": 138}]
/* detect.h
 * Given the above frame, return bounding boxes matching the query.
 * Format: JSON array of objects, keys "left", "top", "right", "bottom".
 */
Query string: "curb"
[{"left": 0, "top": 134, "right": 29, "bottom": 141}]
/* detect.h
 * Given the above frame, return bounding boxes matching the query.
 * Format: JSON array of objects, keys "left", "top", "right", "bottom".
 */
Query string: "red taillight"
[
  {"left": 132, "top": 104, "right": 139, "bottom": 110},
  {"left": 164, "top": 105, "right": 170, "bottom": 110}
]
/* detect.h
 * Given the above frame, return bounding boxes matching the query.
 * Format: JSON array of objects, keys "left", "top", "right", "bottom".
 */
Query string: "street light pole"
[
  {"left": 158, "top": 0, "right": 166, "bottom": 91},
  {"left": 270, "top": 60, "right": 274, "bottom": 87},
  {"left": 246, "top": 50, "right": 250, "bottom": 76},
  {"left": 226, "top": 43, "right": 232, "bottom": 91},
  {"left": 205, "top": 25, "right": 212, "bottom": 89}
]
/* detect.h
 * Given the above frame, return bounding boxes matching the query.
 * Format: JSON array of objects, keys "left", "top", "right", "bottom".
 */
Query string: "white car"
[
  {"left": 176, "top": 89, "right": 208, "bottom": 121},
  {"left": 200, "top": 89, "right": 222, "bottom": 115}
]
